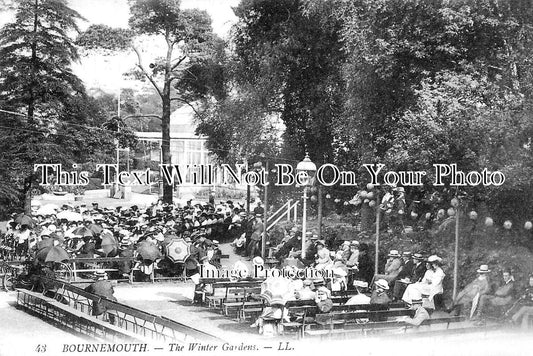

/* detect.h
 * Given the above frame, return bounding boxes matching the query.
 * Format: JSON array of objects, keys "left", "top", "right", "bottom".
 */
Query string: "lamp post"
[
  {"left": 451, "top": 197, "right": 460, "bottom": 301},
  {"left": 296, "top": 153, "right": 317, "bottom": 259}
]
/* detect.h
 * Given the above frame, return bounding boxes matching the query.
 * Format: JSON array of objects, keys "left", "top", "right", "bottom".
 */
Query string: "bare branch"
[
  {"left": 123, "top": 114, "right": 162, "bottom": 121},
  {"left": 170, "top": 97, "right": 203, "bottom": 118},
  {"left": 171, "top": 56, "right": 188, "bottom": 71},
  {"left": 132, "top": 45, "right": 163, "bottom": 98}
]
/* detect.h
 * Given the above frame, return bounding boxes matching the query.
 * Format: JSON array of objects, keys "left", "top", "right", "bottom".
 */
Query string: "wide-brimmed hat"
[
  {"left": 427, "top": 255, "right": 442, "bottom": 263},
  {"left": 375, "top": 279, "right": 389, "bottom": 290},
  {"left": 353, "top": 280, "right": 368, "bottom": 289},
  {"left": 402, "top": 251, "right": 412, "bottom": 257},
  {"left": 333, "top": 268, "right": 347, "bottom": 277},
  {"left": 351, "top": 240, "right": 360, "bottom": 246},
  {"left": 316, "top": 240, "right": 325, "bottom": 246},
  {"left": 477, "top": 265, "right": 491, "bottom": 273},
  {"left": 388, "top": 250, "right": 400, "bottom": 258}
]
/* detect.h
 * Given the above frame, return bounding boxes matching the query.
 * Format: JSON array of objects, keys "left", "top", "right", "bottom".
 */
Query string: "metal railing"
[
  {"left": 267, "top": 200, "right": 299, "bottom": 231},
  {"left": 40, "top": 277, "right": 222, "bottom": 343}
]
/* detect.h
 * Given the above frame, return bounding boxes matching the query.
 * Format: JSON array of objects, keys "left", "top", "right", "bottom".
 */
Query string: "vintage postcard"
[{"left": 1, "top": 1, "right": 532, "bottom": 355}]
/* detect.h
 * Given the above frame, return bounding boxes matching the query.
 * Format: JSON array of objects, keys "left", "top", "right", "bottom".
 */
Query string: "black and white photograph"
[{"left": 1, "top": 0, "right": 533, "bottom": 355}]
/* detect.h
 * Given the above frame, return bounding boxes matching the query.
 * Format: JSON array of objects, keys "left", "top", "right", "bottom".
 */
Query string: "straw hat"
[
  {"left": 413, "top": 253, "right": 424, "bottom": 260},
  {"left": 477, "top": 265, "right": 491, "bottom": 274},
  {"left": 94, "top": 269, "right": 107, "bottom": 279},
  {"left": 388, "top": 250, "right": 400, "bottom": 258},
  {"left": 375, "top": 279, "right": 389, "bottom": 290}
]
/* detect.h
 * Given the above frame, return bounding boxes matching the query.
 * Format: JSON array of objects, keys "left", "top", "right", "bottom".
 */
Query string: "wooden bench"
[
  {"left": 305, "top": 309, "right": 415, "bottom": 338},
  {"left": 205, "top": 281, "right": 263, "bottom": 309},
  {"left": 305, "top": 313, "right": 465, "bottom": 339}
]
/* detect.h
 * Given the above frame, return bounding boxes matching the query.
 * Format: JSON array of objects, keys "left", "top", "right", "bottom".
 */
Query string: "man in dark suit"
[
  {"left": 84, "top": 270, "right": 117, "bottom": 324},
  {"left": 412, "top": 253, "right": 428, "bottom": 282},
  {"left": 393, "top": 252, "right": 426, "bottom": 301}
]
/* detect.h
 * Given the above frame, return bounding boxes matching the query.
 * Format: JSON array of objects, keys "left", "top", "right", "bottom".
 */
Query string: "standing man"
[
  {"left": 84, "top": 270, "right": 117, "bottom": 324},
  {"left": 247, "top": 214, "right": 263, "bottom": 259}
]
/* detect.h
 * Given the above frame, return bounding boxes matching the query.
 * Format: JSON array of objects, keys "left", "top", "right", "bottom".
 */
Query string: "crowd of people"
[
  {"left": 0, "top": 199, "right": 266, "bottom": 282},
  {"left": 2, "top": 198, "right": 533, "bottom": 332}
]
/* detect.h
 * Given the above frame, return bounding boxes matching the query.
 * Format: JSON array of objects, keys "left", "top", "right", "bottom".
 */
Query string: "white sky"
[{"left": 0, "top": 0, "right": 240, "bottom": 93}]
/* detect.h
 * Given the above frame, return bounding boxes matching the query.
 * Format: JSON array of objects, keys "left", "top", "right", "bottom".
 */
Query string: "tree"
[
  {"left": 127, "top": 0, "right": 217, "bottom": 204},
  {"left": 77, "top": 0, "right": 218, "bottom": 204},
  {"left": 0, "top": 0, "right": 85, "bottom": 213}
]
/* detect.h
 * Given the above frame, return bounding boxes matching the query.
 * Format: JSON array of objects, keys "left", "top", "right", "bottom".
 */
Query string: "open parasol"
[
  {"left": 165, "top": 238, "right": 191, "bottom": 263},
  {"left": 260, "top": 276, "right": 292, "bottom": 306},
  {"left": 88, "top": 223, "right": 103, "bottom": 235},
  {"left": 72, "top": 226, "right": 94, "bottom": 238},
  {"left": 36, "top": 245, "right": 70, "bottom": 263},
  {"left": 15, "top": 214, "right": 36, "bottom": 227},
  {"left": 100, "top": 234, "right": 118, "bottom": 256},
  {"left": 137, "top": 240, "right": 162, "bottom": 261},
  {"left": 36, "top": 239, "right": 55, "bottom": 250}
]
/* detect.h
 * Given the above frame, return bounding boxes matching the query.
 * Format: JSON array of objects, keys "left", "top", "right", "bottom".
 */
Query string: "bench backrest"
[{"left": 315, "top": 308, "right": 415, "bottom": 324}]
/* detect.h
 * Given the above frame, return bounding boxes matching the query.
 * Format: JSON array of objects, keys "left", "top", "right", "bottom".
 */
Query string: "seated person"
[
  {"left": 449, "top": 264, "right": 491, "bottom": 317},
  {"left": 345, "top": 280, "right": 371, "bottom": 305},
  {"left": 370, "top": 279, "right": 391, "bottom": 321},
  {"left": 475, "top": 269, "right": 515, "bottom": 319},
  {"left": 329, "top": 268, "right": 347, "bottom": 292},
  {"left": 403, "top": 255, "right": 444, "bottom": 310},
  {"left": 315, "top": 241, "right": 333, "bottom": 271},
  {"left": 315, "top": 286, "right": 333, "bottom": 313},
  {"left": 370, "top": 279, "right": 391, "bottom": 305},
  {"left": 397, "top": 298, "right": 430, "bottom": 327},
  {"left": 508, "top": 275, "right": 533, "bottom": 329},
  {"left": 374, "top": 250, "right": 403, "bottom": 283},
  {"left": 392, "top": 252, "right": 415, "bottom": 300},
  {"left": 250, "top": 297, "right": 289, "bottom": 335},
  {"left": 295, "top": 279, "right": 316, "bottom": 300}
]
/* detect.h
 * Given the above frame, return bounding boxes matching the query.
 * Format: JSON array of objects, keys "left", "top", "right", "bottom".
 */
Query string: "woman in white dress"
[{"left": 402, "top": 255, "right": 445, "bottom": 309}]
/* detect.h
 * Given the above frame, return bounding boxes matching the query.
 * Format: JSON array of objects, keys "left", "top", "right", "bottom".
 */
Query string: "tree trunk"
[
  {"left": 24, "top": 0, "right": 39, "bottom": 214},
  {"left": 161, "top": 82, "right": 173, "bottom": 204}
]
